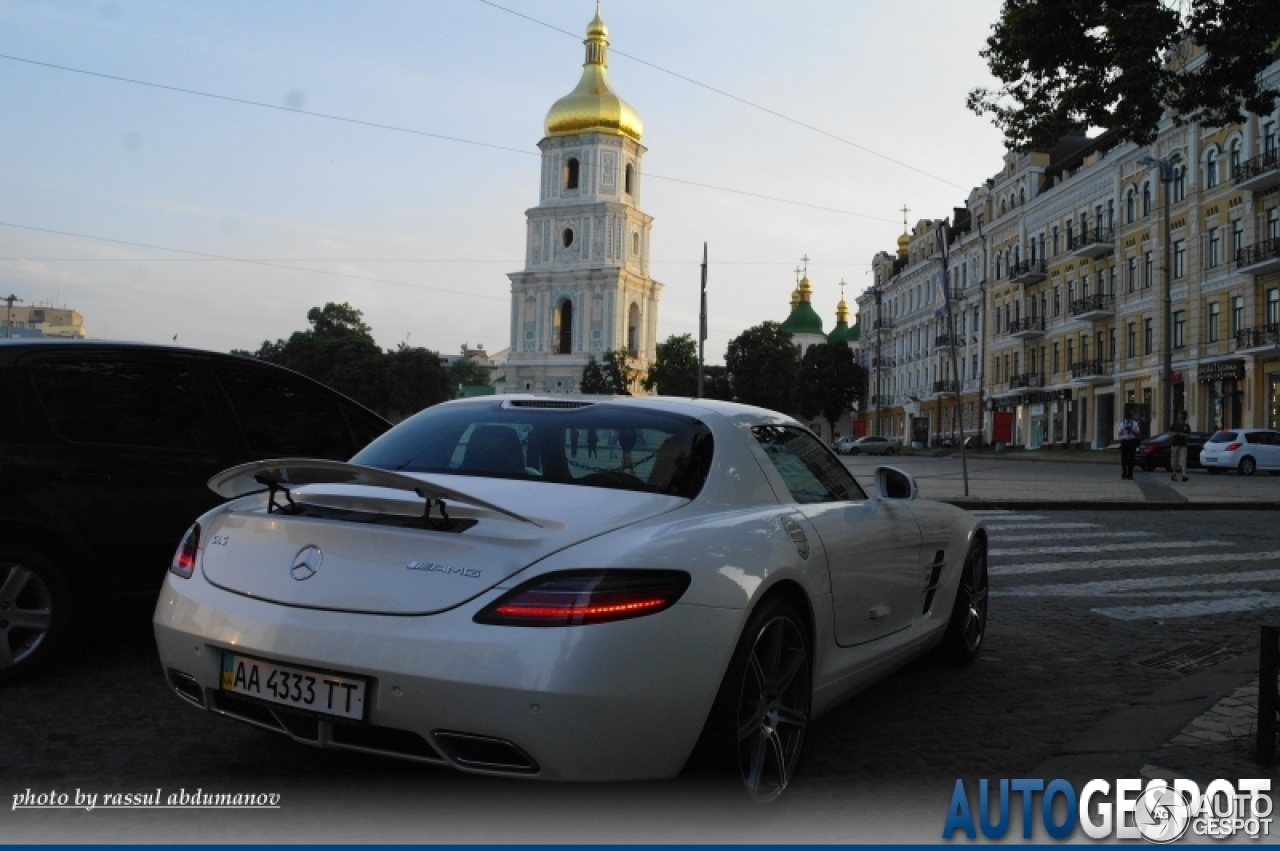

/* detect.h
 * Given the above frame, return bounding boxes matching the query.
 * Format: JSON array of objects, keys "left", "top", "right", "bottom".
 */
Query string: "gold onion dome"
[
  {"left": 780, "top": 274, "right": 824, "bottom": 336},
  {"left": 897, "top": 231, "right": 910, "bottom": 257},
  {"left": 545, "top": 7, "right": 643, "bottom": 141}
]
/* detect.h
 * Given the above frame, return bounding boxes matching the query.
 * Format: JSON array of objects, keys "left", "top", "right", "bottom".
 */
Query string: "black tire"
[
  {"left": 847, "top": 448, "right": 859, "bottom": 456},
  {"left": 935, "top": 539, "right": 988, "bottom": 665},
  {"left": 884, "top": 447, "right": 896, "bottom": 456},
  {"left": 1239, "top": 456, "right": 1257, "bottom": 476},
  {"left": 0, "top": 549, "right": 68, "bottom": 686},
  {"left": 688, "top": 596, "right": 811, "bottom": 803}
]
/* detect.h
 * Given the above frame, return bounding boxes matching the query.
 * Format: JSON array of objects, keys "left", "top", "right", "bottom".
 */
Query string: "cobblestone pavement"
[
  {"left": 842, "top": 452, "right": 1280, "bottom": 504},
  {"left": 1, "top": 509, "right": 1276, "bottom": 843}
]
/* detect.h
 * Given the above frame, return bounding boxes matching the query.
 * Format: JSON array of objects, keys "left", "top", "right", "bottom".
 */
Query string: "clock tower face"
[{"left": 504, "top": 8, "right": 661, "bottom": 395}]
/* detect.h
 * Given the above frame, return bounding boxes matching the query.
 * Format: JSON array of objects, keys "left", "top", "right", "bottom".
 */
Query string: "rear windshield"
[
  {"left": 1209, "top": 431, "right": 1239, "bottom": 443},
  {"left": 351, "top": 401, "right": 714, "bottom": 499}
]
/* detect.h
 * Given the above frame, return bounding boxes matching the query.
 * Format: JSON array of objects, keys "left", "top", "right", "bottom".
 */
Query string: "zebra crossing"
[{"left": 974, "top": 510, "right": 1280, "bottom": 621}]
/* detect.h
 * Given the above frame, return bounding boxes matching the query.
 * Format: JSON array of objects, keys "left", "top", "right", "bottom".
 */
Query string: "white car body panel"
[{"left": 154, "top": 395, "right": 982, "bottom": 783}]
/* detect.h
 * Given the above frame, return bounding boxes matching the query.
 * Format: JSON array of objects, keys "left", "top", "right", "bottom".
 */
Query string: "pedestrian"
[
  {"left": 569, "top": 427, "right": 580, "bottom": 457},
  {"left": 586, "top": 428, "right": 598, "bottom": 458},
  {"left": 1117, "top": 407, "right": 1141, "bottom": 480},
  {"left": 1169, "top": 410, "right": 1191, "bottom": 482},
  {"left": 618, "top": 426, "right": 637, "bottom": 473}
]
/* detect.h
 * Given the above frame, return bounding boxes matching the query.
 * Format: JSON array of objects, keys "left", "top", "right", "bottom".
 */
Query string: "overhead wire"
[
  {"left": 0, "top": 52, "right": 898, "bottom": 223},
  {"left": 475, "top": 0, "right": 968, "bottom": 191}
]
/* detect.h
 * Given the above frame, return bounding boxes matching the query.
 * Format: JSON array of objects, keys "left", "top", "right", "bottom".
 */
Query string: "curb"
[
  {"left": 942, "top": 499, "right": 1280, "bottom": 511},
  {"left": 1032, "top": 652, "right": 1258, "bottom": 783}
]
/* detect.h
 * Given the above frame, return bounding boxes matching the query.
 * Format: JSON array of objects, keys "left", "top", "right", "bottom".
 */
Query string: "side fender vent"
[{"left": 921, "top": 550, "right": 945, "bottom": 614}]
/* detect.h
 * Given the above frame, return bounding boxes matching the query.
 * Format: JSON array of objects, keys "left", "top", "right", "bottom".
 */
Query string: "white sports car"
[{"left": 154, "top": 396, "right": 986, "bottom": 801}]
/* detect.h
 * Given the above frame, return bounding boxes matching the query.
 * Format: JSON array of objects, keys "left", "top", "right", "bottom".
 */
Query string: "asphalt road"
[{"left": 2, "top": 508, "right": 1277, "bottom": 843}]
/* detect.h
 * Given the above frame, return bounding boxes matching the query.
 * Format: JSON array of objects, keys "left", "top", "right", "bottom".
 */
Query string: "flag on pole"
[{"left": 932, "top": 269, "right": 950, "bottom": 318}]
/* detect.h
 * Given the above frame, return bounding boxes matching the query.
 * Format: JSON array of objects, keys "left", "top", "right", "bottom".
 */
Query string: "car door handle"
[{"left": 57, "top": 472, "right": 113, "bottom": 484}]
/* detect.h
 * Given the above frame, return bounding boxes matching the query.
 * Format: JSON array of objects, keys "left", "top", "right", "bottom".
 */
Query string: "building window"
[
  {"left": 1232, "top": 295, "right": 1245, "bottom": 335},
  {"left": 1145, "top": 251, "right": 1154, "bottom": 288},
  {"left": 1052, "top": 226, "right": 1059, "bottom": 255},
  {"left": 627, "top": 302, "right": 640, "bottom": 357},
  {"left": 1269, "top": 207, "right": 1280, "bottom": 240},
  {"left": 1053, "top": 286, "right": 1061, "bottom": 316},
  {"left": 1266, "top": 123, "right": 1278, "bottom": 156},
  {"left": 564, "top": 157, "right": 580, "bottom": 190},
  {"left": 1127, "top": 322, "right": 1136, "bottom": 358},
  {"left": 1144, "top": 317, "right": 1154, "bottom": 355},
  {"left": 1109, "top": 328, "right": 1116, "bottom": 360},
  {"left": 1142, "top": 183, "right": 1152, "bottom": 216},
  {"left": 1206, "top": 150, "right": 1219, "bottom": 189},
  {"left": 1269, "top": 288, "right": 1280, "bottom": 326},
  {"left": 1109, "top": 266, "right": 1116, "bottom": 295},
  {"left": 1207, "top": 301, "right": 1220, "bottom": 343},
  {"left": 1232, "top": 219, "right": 1244, "bottom": 262},
  {"left": 1174, "top": 310, "right": 1186, "bottom": 348},
  {"left": 1127, "top": 257, "right": 1137, "bottom": 293},
  {"left": 1173, "top": 239, "right": 1186, "bottom": 278},
  {"left": 1126, "top": 189, "right": 1135, "bottom": 223},
  {"left": 1052, "top": 343, "right": 1060, "bottom": 373},
  {"left": 555, "top": 299, "right": 574, "bottom": 354},
  {"left": 1172, "top": 164, "right": 1186, "bottom": 201},
  {"left": 1230, "top": 138, "right": 1242, "bottom": 177},
  {"left": 562, "top": 227, "right": 574, "bottom": 248},
  {"left": 632, "top": 232, "right": 640, "bottom": 255},
  {"left": 1208, "top": 228, "right": 1220, "bottom": 268},
  {"left": 624, "top": 163, "right": 634, "bottom": 195}
]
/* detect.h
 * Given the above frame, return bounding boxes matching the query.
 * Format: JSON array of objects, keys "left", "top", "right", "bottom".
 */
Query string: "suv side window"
[
  {"left": 752, "top": 425, "right": 867, "bottom": 503},
  {"left": 213, "top": 363, "right": 354, "bottom": 459},
  {"left": 30, "top": 358, "right": 214, "bottom": 449}
]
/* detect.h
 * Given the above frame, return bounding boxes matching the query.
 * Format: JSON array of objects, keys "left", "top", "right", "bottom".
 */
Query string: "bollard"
[{"left": 1257, "top": 625, "right": 1279, "bottom": 766}]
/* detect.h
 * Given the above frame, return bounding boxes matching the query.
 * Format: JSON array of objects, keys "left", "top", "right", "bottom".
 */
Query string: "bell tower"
[{"left": 505, "top": 6, "right": 662, "bottom": 394}]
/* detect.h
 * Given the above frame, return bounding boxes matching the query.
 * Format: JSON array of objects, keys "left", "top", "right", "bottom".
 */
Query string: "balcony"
[
  {"left": 932, "top": 379, "right": 959, "bottom": 394},
  {"left": 1070, "top": 293, "right": 1116, "bottom": 321},
  {"left": 1070, "top": 227, "right": 1116, "bottom": 259},
  {"left": 1233, "top": 150, "right": 1280, "bottom": 192},
  {"left": 872, "top": 317, "right": 896, "bottom": 330},
  {"left": 871, "top": 394, "right": 897, "bottom": 407},
  {"left": 935, "top": 333, "right": 962, "bottom": 349},
  {"left": 1008, "top": 316, "right": 1046, "bottom": 340},
  {"left": 1236, "top": 238, "right": 1280, "bottom": 276},
  {"left": 1010, "top": 259, "right": 1047, "bottom": 285},
  {"left": 1236, "top": 323, "right": 1280, "bottom": 356},
  {"left": 1009, "top": 373, "right": 1045, "bottom": 389},
  {"left": 1070, "top": 359, "right": 1115, "bottom": 385},
  {"left": 871, "top": 356, "right": 896, "bottom": 369}
]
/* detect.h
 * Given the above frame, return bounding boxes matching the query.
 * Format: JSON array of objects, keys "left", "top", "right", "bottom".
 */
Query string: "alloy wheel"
[
  {"left": 1239, "top": 456, "right": 1257, "bottom": 476},
  {"left": 0, "top": 564, "right": 54, "bottom": 670},
  {"left": 960, "top": 546, "right": 988, "bottom": 653},
  {"left": 736, "top": 614, "right": 809, "bottom": 803}
]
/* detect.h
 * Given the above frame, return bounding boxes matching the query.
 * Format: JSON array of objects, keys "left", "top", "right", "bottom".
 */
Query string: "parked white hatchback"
[
  {"left": 838, "top": 435, "right": 902, "bottom": 456},
  {"left": 154, "top": 396, "right": 985, "bottom": 801},
  {"left": 1199, "top": 429, "right": 1280, "bottom": 475}
]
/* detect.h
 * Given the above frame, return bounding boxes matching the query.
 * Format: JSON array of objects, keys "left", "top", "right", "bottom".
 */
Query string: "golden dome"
[
  {"left": 836, "top": 298, "right": 850, "bottom": 324},
  {"left": 797, "top": 275, "right": 813, "bottom": 301},
  {"left": 897, "top": 231, "right": 910, "bottom": 257},
  {"left": 545, "top": 8, "right": 643, "bottom": 141},
  {"left": 789, "top": 287, "right": 801, "bottom": 308}
]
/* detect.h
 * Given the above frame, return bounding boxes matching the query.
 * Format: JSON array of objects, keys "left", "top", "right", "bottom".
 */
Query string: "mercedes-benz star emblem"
[{"left": 290, "top": 546, "right": 322, "bottom": 581}]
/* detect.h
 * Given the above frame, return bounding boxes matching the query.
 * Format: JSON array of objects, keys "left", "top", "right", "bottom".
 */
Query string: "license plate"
[{"left": 220, "top": 653, "right": 367, "bottom": 721}]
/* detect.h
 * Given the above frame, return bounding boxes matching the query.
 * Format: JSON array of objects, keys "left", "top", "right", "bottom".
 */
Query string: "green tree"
[
  {"left": 449, "top": 358, "right": 492, "bottom": 388},
  {"left": 725, "top": 322, "right": 799, "bottom": 414},
  {"left": 602, "top": 349, "right": 638, "bottom": 395},
  {"left": 243, "top": 302, "right": 451, "bottom": 420},
  {"left": 796, "top": 343, "right": 866, "bottom": 438},
  {"left": 701, "top": 365, "right": 734, "bottom": 402},
  {"left": 968, "top": 0, "right": 1280, "bottom": 149},
  {"left": 580, "top": 356, "right": 609, "bottom": 394},
  {"left": 643, "top": 333, "right": 698, "bottom": 396}
]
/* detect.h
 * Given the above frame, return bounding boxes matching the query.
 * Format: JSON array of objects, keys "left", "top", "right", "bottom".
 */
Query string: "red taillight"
[
  {"left": 1142, "top": 444, "right": 1156, "bottom": 454},
  {"left": 170, "top": 523, "right": 201, "bottom": 579},
  {"left": 1226, "top": 442, "right": 1242, "bottom": 451},
  {"left": 475, "top": 570, "right": 690, "bottom": 627}
]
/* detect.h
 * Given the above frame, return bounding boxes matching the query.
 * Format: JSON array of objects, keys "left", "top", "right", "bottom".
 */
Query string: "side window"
[
  {"left": 752, "top": 425, "right": 866, "bottom": 504},
  {"left": 213, "top": 364, "right": 353, "bottom": 459},
  {"left": 30, "top": 358, "right": 213, "bottom": 450},
  {"left": 345, "top": 406, "right": 390, "bottom": 451},
  {"left": 0, "top": 368, "right": 37, "bottom": 444}
]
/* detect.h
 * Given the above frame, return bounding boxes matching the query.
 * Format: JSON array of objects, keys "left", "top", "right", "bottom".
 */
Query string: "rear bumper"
[{"left": 154, "top": 572, "right": 743, "bottom": 781}]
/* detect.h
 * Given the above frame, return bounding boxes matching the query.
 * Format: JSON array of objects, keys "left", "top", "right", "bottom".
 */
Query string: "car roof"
[{"left": 437, "top": 393, "right": 797, "bottom": 427}]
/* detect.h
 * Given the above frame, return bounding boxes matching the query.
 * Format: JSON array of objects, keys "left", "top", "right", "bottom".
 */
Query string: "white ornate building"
[{"left": 503, "top": 9, "right": 662, "bottom": 394}]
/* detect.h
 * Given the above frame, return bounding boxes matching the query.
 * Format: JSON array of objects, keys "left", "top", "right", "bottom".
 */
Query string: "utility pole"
[
  {"left": 936, "top": 222, "right": 969, "bottom": 496},
  {"left": 697, "top": 243, "right": 707, "bottom": 398},
  {"left": 1138, "top": 154, "right": 1176, "bottom": 432},
  {"left": 3, "top": 294, "right": 21, "bottom": 338}
]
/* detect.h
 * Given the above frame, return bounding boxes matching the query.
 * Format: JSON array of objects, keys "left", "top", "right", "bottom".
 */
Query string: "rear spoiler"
[{"left": 208, "top": 459, "right": 541, "bottom": 527}]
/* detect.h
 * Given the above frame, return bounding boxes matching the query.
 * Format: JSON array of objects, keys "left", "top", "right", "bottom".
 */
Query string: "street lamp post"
[
  {"left": 3, "top": 294, "right": 22, "bottom": 338},
  {"left": 1137, "top": 154, "right": 1176, "bottom": 432}
]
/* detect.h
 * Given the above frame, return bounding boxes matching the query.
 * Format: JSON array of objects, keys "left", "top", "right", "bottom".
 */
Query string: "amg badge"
[{"left": 406, "top": 560, "right": 481, "bottom": 578}]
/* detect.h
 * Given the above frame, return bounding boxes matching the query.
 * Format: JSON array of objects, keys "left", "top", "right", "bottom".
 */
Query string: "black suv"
[
  {"left": 0, "top": 340, "right": 390, "bottom": 683},
  {"left": 1136, "top": 431, "right": 1213, "bottom": 473}
]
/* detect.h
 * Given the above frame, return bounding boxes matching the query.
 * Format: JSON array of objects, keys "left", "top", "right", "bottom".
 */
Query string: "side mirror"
[{"left": 874, "top": 466, "right": 918, "bottom": 500}]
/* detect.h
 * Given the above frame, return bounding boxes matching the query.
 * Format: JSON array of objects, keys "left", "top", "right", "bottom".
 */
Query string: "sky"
[{"left": 0, "top": 0, "right": 1007, "bottom": 364}]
